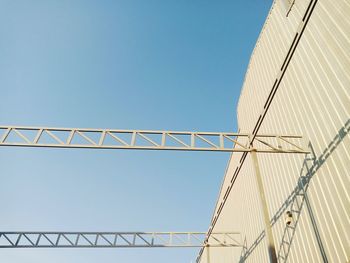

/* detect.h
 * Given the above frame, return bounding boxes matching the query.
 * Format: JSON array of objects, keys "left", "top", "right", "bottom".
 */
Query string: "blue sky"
[{"left": 0, "top": 0, "right": 270, "bottom": 262}]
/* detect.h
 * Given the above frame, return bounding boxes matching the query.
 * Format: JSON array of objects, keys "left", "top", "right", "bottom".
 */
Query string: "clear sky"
[{"left": 0, "top": 0, "right": 271, "bottom": 262}]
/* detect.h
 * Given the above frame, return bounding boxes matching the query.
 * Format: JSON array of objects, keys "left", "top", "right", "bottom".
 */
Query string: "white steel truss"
[
  {"left": 0, "top": 124, "right": 309, "bottom": 262},
  {"left": 0, "top": 126, "right": 309, "bottom": 153},
  {"left": 0, "top": 232, "right": 241, "bottom": 248}
]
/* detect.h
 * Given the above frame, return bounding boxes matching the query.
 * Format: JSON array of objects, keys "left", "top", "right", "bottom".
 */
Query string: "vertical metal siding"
[{"left": 200, "top": 0, "right": 350, "bottom": 262}]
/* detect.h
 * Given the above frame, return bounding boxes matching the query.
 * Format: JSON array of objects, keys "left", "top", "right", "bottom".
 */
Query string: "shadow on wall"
[{"left": 239, "top": 118, "right": 350, "bottom": 262}]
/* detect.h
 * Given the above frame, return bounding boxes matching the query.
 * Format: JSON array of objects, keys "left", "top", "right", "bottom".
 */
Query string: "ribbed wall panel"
[
  {"left": 200, "top": 0, "right": 350, "bottom": 262},
  {"left": 236, "top": 0, "right": 309, "bottom": 134}
]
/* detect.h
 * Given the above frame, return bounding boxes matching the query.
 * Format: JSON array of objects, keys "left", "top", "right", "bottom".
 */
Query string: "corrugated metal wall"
[{"left": 199, "top": 0, "right": 350, "bottom": 262}]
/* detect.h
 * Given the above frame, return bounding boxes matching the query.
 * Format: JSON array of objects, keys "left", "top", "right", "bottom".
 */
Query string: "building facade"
[{"left": 200, "top": 0, "right": 350, "bottom": 262}]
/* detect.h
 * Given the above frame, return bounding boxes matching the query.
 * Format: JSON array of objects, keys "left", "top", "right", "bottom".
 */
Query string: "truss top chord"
[{"left": 0, "top": 125, "right": 309, "bottom": 153}]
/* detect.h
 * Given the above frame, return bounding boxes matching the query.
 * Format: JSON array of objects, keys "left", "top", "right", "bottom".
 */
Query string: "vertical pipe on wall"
[
  {"left": 206, "top": 245, "right": 211, "bottom": 263},
  {"left": 251, "top": 150, "right": 277, "bottom": 263}
]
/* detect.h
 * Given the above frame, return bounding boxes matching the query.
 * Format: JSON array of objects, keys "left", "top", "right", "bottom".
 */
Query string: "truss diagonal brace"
[
  {"left": 0, "top": 126, "right": 309, "bottom": 153},
  {"left": 0, "top": 232, "right": 242, "bottom": 248}
]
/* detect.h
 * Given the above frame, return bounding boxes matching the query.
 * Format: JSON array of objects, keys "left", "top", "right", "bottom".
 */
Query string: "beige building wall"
[{"left": 200, "top": 0, "right": 350, "bottom": 262}]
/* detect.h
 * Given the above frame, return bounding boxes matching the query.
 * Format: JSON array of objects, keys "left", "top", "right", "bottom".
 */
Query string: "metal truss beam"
[
  {"left": 0, "top": 126, "right": 308, "bottom": 153},
  {"left": 0, "top": 232, "right": 241, "bottom": 248}
]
